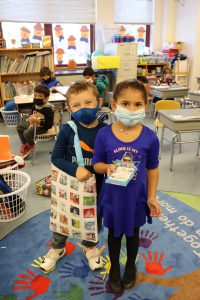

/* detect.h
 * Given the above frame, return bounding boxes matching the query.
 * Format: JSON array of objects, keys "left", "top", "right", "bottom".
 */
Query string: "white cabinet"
[
  {"left": 104, "top": 43, "right": 137, "bottom": 85},
  {"left": 172, "top": 59, "right": 189, "bottom": 86}
]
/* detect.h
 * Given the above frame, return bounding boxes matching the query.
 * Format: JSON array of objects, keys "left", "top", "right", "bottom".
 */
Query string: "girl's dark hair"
[
  {"left": 113, "top": 79, "right": 147, "bottom": 104},
  {"left": 34, "top": 84, "right": 50, "bottom": 98},
  {"left": 40, "top": 66, "right": 51, "bottom": 77},
  {"left": 66, "top": 80, "right": 99, "bottom": 103}
]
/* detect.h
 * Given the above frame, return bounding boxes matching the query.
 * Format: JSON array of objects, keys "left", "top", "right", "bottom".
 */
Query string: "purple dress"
[{"left": 92, "top": 125, "right": 159, "bottom": 237}]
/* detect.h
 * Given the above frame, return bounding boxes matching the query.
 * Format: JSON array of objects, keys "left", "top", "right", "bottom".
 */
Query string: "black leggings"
[{"left": 108, "top": 228, "right": 139, "bottom": 270}]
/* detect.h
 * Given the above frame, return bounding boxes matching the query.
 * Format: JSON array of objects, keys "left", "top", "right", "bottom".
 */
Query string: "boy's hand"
[
  {"left": 107, "top": 164, "right": 116, "bottom": 177},
  {"left": 147, "top": 198, "right": 162, "bottom": 218},
  {"left": 76, "top": 166, "right": 93, "bottom": 182},
  {"left": 29, "top": 115, "right": 40, "bottom": 125}
]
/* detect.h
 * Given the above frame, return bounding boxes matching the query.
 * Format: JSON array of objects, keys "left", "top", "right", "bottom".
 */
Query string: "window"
[
  {"left": 1, "top": 22, "right": 94, "bottom": 66},
  {"left": 2, "top": 22, "right": 45, "bottom": 48},
  {"left": 52, "top": 24, "right": 92, "bottom": 66}
]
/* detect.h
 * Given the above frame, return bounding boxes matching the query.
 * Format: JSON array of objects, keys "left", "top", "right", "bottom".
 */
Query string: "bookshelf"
[
  {"left": 0, "top": 47, "right": 54, "bottom": 107},
  {"left": 137, "top": 63, "right": 169, "bottom": 84}
]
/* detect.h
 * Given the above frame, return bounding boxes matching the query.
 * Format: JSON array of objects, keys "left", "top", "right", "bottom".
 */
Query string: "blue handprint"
[
  {"left": 59, "top": 259, "right": 90, "bottom": 278},
  {"left": 139, "top": 230, "right": 159, "bottom": 248},
  {"left": 129, "top": 293, "right": 151, "bottom": 300}
]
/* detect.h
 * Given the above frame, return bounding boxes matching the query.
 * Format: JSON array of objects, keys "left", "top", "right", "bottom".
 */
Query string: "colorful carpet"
[{"left": 0, "top": 191, "right": 200, "bottom": 300}]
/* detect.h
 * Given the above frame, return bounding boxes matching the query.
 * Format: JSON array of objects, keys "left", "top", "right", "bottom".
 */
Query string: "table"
[
  {"left": 14, "top": 93, "right": 66, "bottom": 125},
  {"left": 188, "top": 92, "right": 200, "bottom": 104},
  {"left": 14, "top": 93, "right": 66, "bottom": 107},
  {"left": 149, "top": 86, "right": 189, "bottom": 117},
  {"left": 150, "top": 86, "right": 189, "bottom": 99},
  {"left": 158, "top": 108, "right": 200, "bottom": 171}
]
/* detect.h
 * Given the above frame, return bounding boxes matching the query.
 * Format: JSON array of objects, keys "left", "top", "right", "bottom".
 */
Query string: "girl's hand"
[
  {"left": 107, "top": 164, "right": 116, "bottom": 177},
  {"left": 76, "top": 166, "right": 93, "bottom": 182},
  {"left": 147, "top": 198, "right": 162, "bottom": 218}
]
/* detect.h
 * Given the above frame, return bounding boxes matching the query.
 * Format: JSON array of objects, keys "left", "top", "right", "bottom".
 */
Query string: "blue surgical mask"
[
  {"left": 71, "top": 104, "right": 99, "bottom": 124},
  {"left": 114, "top": 105, "right": 146, "bottom": 126}
]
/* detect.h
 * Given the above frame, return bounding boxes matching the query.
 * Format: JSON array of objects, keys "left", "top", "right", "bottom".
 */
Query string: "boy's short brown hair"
[{"left": 66, "top": 80, "right": 99, "bottom": 103}]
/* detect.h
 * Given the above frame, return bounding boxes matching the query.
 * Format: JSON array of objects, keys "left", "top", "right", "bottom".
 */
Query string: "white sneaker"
[
  {"left": 39, "top": 248, "right": 66, "bottom": 273},
  {"left": 83, "top": 247, "right": 103, "bottom": 271}
]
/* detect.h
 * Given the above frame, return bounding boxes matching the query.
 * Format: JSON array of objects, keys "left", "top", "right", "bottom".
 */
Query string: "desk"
[
  {"left": 150, "top": 86, "right": 189, "bottom": 99},
  {"left": 14, "top": 93, "right": 66, "bottom": 125},
  {"left": 149, "top": 86, "right": 189, "bottom": 117},
  {"left": 158, "top": 108, "right": 200, "bottom": 171},
  {"left": 188, "top": 92, "right": 200, "bottom": 104},
  {"left": 14, "top": 93, "right": 66, "bottom": 107}
]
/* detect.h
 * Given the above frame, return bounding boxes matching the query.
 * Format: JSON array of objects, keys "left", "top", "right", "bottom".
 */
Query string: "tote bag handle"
[{"left": 68, "top": 121, "right": 84, "bottom": 167}]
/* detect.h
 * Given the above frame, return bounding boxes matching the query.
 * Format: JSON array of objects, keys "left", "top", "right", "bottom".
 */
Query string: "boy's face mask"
[
  {"left": 71, "top": 104, "right": 99, "bottom": 124},
  {"left": 33, "top": 98, "right": 44, "bottom": 106},
  {"left": 114, "top": 105, "right": 146, "bottom": 127}
]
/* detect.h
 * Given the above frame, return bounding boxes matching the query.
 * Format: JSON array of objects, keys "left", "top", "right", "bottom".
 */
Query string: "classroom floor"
[{"left": 0, "top": 111, "right": 199, "bottom": 239}]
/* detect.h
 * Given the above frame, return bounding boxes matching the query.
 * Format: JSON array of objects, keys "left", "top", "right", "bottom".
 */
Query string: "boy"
[
  {"left": 83, "top": 67, "right": 109, "bottom": 102},
  {"left": 39, "top": 81, "right": 106, "bottom": 273},
  {"left": 17, "top": 84, "right": 54, "bottom": 154},
  {"left": 40, "top": 66, "right": 61, "bottom": 89}
]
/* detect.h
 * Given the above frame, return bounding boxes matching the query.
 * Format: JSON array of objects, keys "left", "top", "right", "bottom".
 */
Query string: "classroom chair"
[
  {"left": 154, "top": 100, "right": 182, "bottom": 159},
  {"left": 31, "top": 110, "right": 61, "bottom": 165},
  {"left": 154, "top": 100, "right": 181, "bottom": 133}
]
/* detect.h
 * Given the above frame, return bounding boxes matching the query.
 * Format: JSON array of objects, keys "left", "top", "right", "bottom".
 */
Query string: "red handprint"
[
  {"left": 13, "top": 269, "right": 51, "bottom": 300},
  {"left": 46, "top": 239, "right": 76, "bottom": 255},
  {"left": 142, "top": 250, "right": 173, "bottom": 276}
]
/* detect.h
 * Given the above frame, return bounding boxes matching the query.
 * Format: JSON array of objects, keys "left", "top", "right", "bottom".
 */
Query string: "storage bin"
[
  {"left": 35, "top": 175, "right": 52, "bottom": 197},
  {"left": 92, "top": 56, "right": 120, "bottom": 69},
  {"left": 0, "top": 107, "right": 20, "bottom": 127}
]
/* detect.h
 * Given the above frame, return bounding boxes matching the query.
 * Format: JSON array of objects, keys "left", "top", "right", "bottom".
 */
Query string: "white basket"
[
  {"left": 0, "top": 107, "right": 20, "bottom": 127},
  {"left": 0, "top": 170, "right": 31, "bottom": 222}
]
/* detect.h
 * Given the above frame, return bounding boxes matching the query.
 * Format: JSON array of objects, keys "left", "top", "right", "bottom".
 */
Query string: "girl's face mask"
[{"left": 114, "top": 105, "right": 146, "bottom": 126}]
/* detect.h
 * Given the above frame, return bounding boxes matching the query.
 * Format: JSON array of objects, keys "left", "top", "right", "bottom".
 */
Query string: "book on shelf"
[
  {"left": 0, "top": 53, "right": 53, "bottom": 74},
  {"left": 43, "top": 36, "right": 52, "bottom": 48},
  {"left": 2, "top": 81, "right": 38, "bottom": 100},
  {"left": 105, "top": 165, "right": 137, "bottom": 187},
  {"left": 22, "top": 50, "right": 51, "bottom": 57}
]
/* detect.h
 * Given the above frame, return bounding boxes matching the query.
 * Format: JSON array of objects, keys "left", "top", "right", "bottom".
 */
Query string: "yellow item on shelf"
[{"left": 92, "top": 56, "right": 120, "bottom": 69}]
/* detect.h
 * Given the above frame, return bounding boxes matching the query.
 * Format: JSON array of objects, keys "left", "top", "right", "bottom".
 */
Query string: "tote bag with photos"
[{"left": 50, "top": 121, "right": 98, "bottom": 243}]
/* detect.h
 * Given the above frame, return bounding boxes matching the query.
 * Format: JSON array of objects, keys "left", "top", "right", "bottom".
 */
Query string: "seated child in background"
[
  {"left": 152, "top": 66, "right": 176, "bottom": 103},
  {"left": 40, "top": 66, "right": 61, "bottom": 90},
  {"left": 83, "top": 67, "right": 109, "bottom": 103},
  {"left": 17, "top": 84, "right": 54, "bottom": 154}
]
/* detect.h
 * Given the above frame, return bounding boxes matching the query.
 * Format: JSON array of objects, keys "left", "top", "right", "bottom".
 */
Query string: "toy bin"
[
  {"left": 35, "top": 175, "right": 52, "bottom": 197},
  {"left": 0, "top": 170, "right": 31, "bottom": 222},
  {"left": 0, "top": 107, "right": 20, "bottom": 127}
]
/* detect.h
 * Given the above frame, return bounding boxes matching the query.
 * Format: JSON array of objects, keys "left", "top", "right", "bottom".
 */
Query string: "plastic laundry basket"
[
  {"left": 0, "top": 170, "right": 31, "bottom": 222},
  {"left": 0, "top": 107, "right": 20, "bottom": 127}
]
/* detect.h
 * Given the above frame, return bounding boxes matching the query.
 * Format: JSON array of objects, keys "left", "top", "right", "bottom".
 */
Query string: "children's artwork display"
[{"left": 50, "top": 165, "right": 98, "bottom": 242}]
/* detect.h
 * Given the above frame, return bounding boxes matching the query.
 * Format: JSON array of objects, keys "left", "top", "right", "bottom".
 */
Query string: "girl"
[{"left": 93, "top": 79, "right": 161, "bottom": 293}]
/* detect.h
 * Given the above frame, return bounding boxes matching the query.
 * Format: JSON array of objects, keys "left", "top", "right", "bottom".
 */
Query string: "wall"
[
  {"left": 59, "top": 0, "right": 199, "bottom": 90},
  {"left": 175, "top": 0, "right": 200, "bottom": 90}
]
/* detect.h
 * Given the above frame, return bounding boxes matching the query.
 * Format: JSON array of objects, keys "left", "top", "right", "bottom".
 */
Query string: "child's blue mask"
[
  {"left": 71, "top": 104, "right": 99, "bottom": 124},
  {"left": 114, "top": 105, "right": 146, "bottom": 126}
]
